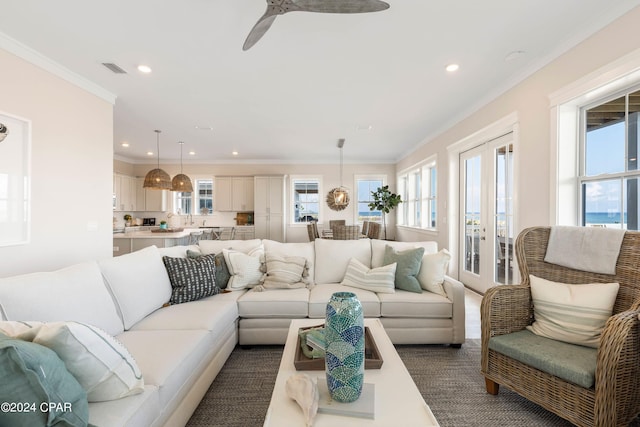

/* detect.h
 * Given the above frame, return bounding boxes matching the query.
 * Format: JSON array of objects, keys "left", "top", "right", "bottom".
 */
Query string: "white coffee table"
[{"left": 263, "top": 318, "right": 440, "bottom": 426}]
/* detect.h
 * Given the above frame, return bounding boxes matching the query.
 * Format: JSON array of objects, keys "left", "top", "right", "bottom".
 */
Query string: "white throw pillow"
[
  {"left": 223, "top": 246, "right": 264, "bottom": 290},
  {"left": 0, "top": 320, "right": 44, "bottom": 341},
  {"left": 33, "top": 321, "right": 144, "bottom": 402},
  {"left": 526, "top": 275, "right": 619, "bottom": 348},
  {"left": 341, "top": 258, "right": 397, "bottom": 294},
  {"left": 417, "top": 249, "right": 451, "bottom": 297},
  {"left": 260, "top": 253, "right": 307, "bottom": 290}
]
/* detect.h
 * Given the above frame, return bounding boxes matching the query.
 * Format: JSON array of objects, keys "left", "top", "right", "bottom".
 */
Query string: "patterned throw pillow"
[
  {"left": 162, "top": 254, "right": 220, "bottom": 304},
  {"left": 187, "top": 249, "right": 230, "bottom": 289},
  {"left": 260, "top": 253, "right": 307, "bottom": 290},
  {"left": 382, "top": 245, "right": 425, "bottom": 293},
  {"left": 526, "top": 275, "right": 619, "bottom": 348},
  {"left": 223, "top": 246, "right": 264, "bottom": 290},
  {"left": 341, "top": 258, "right": 397, "bottom": 294}
]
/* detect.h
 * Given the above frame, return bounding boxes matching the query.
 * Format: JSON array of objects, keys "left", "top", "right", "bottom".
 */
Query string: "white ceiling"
[{"left": 1, "top": 1, "right": 639, "bottom": 164}]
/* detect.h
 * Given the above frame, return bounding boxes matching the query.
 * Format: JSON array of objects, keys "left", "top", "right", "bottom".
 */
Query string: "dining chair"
[
  {"left": 329, "top": 220, "right": 346, "bottom": 230},
  {"left": 333, "top": 225, "right": 360, "bottom": 240},
  {"left": 366, "top": 222, "right": 381, "bottom": 239},
  {"left": 361, "top": 220, "right": 370, "bottom": 237},
  {"left": 307, "top": 222, "right": 319, "bottom": 241}
]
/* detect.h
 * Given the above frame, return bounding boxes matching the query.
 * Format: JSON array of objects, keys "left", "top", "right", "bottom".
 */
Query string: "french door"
[{"left": 459, "top": 133, "right": 516, "bottom": 293}]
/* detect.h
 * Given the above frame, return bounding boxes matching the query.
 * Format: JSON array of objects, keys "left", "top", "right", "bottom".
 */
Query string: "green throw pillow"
[
  {"left": 0, "top": 333, "right": 89, "bottom": 427},
  {"left": 382, "top": 245, "right": 425, "bottom": 293},
  {"left": 187, "top": 250, "right": 230, "bottom": 289}
]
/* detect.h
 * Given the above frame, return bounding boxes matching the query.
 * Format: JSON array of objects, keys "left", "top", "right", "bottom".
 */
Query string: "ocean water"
[{"left": 585, "top": 212, "right": 627, "bottom": 224}]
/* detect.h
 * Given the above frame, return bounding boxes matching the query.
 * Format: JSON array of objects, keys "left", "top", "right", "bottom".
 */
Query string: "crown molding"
[{"left": 0, "top": 31, "right": 116, "bottom": 104}]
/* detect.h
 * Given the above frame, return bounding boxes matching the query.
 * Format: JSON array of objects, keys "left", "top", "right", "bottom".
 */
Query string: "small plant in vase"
[
  {"left": 123, "top": 214, "right": 132, "bottom": 227},
  {"left": 160, "top": 220, "right": 168, "bottom": 230},
  {"left": 368, "top": 185, "right": 402, "bottom": 240}
]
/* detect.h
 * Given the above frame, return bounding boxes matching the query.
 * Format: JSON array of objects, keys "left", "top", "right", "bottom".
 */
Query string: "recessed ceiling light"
[
  {"left": 356, "top": 125, "right": 373, "bottom": 132},
  {"left": 121, "top": 142, "right": 129, "bottom": 147},
  {"left": 504, "top": 50, "right": 526, "bottom": 62},
  {"left": 232, "top": 151, "right": 239, "bottom": 156},
  {"left": 446, "top": 64, "right": 459, "bottom": 72},
  {"left": 195, "top": 125, "right": 214, "bottom": 130},
  {"left": 189, "top": 151, "right": 196, "bottom": 156},
  {"left": 146, "top": 151, "right": 154, "bottom": 156},
  {"left": 137, "top": 65, "right": 152, "bottom": 73}
]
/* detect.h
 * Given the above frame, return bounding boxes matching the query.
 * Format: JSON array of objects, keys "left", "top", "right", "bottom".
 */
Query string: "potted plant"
[
  {"left": 123, "top": 214, "right": 132, "bottom": 227},
  {"left": 368, "top": 185, "right": 402, "bottom": 240},
  {"left": 160, "top": 220, "right": 168, "bottom": 230}
]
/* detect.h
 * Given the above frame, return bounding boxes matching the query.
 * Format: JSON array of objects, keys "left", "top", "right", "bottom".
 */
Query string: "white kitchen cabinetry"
[
  {"left": 114, "top": 174, "right": 137, "bottom": 211},
  {"left": 254, "top": 176, "right": 285, "bottom": 241},
  {"left": 135, "top": 177, "right": 167, "bottom": 212},
  {"left": 215, "top": 176, "right": 254, "bottom": 212}
]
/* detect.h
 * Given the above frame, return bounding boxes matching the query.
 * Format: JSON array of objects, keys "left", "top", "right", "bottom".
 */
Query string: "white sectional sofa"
[{"left": 0, "top": 237, "right": 464, "bottom": 427}]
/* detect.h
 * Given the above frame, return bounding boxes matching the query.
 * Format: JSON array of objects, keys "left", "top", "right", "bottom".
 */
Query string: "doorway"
[{"left": 458, "top": 133, "right": 516, "bottom": 293}]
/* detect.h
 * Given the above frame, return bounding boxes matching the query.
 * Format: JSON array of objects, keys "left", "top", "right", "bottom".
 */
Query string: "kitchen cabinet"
[
  {"left": 215, "top": 176, "right": 254, "bottom": 212},
  {"left": 254, "top": 176, "right": 285, "bottom": 241},
  {"left": 135, "top": 177, "right": 167, "bottom": 212},
  {"left": 114, "top": 174, "right": 137, "bottom": 211}
]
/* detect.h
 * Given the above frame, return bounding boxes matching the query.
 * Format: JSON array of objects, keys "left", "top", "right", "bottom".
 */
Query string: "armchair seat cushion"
[{"left": 488, "top": 330, "right": 597, "bottom": 388}]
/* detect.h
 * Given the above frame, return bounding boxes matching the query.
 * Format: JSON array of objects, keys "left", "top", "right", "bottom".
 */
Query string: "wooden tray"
[{"left": 294, "top": 325, "right": 383, "bottom": 371}]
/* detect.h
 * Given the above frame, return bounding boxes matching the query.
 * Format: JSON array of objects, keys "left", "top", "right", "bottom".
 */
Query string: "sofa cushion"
[
  {"left": 99, "top": 246, "right": 172, "bottom": 330},
  {"left": 417, "top": 249, "right": 451, "bottom": 297},
  {"left": 526, "top": 275, "right": 619, "bottom": 348},
  {"left": 116, "top": 329, "right": 212, "bottom": 409},
  {"left": 378, "top": 289, "right": 452, "bottom": 318},
  {"left": 308, "top": 284, "right": 380, "bottom": 318},
  {"left": 341, "top": 258, "right": 396, "bottom": 294},
  {"left": 88, "top": 384, "right": 160, "bottom": 427},
  {"left": 238, "top": 287, "right": 309, "bottom": 318},
  {"left": 263, "top": 240, "right": 316, "bottom": 284},
  {"left": 198, "top": 239, "right": 263, "bottom": 255},
  {"left": 383, "top": 245, "right": 425, "bottom": 293},
  {"left": 489, "top": 329, "right": 597, "bottom": 388},
  {"left": 223, "top": 246, "right": 264, "bottom": 290},
  {"left": 162, "top": 254, "right": 220, "bottom": 305},
  {"left": 314, "top": 239, "right": 372, "bottom": 284},
  {"left": 0, "top": 262, "right": 124, "bottom": 336},
  {"left": 32, "top": 321, "right": 145, "bottom": 402},
  {"left": 0, "top": 332, "right": 89, "bottom": 427},
  {"left": 371, "top": 240, "right": 438, "bottom": 268}
]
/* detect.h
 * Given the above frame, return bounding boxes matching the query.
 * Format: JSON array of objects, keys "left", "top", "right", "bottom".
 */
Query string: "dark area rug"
[{"left": 187, "top": 340, "right": 631, "bottom": 426}]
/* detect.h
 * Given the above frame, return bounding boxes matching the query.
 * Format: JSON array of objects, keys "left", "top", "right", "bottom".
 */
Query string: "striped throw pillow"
[
  {"left": 341, "top": 258, "right": 397, "bottom": 294},
  {"left": 261, "top": 253, "right": 307, "bottom": 289},
  {"left": 526, "top": 275, "right": 619, "bottom": 348}
]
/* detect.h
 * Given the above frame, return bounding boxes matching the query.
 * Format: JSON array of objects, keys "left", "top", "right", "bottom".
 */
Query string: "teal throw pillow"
[
  {"left": 0, "top": 332, "right": 89, "bottom": 427},
  {"left": 187, "top": 250, "right": 230, "bottom": 289},
  {"left": 382, "top": 245, "right": 425, "bottom": 293}
]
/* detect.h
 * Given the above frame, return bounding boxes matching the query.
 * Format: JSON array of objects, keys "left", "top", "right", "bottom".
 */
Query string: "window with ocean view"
[
  {"left": 292, "top": 178, "right": 320, "bottom": 223},
  {"left": 356, "top": 176, "right": 384, "bottom": 223},
  {"left": 397, "top": 157, "right": 437, "bottom": 230},
  {"left": 581, "top": 88, "right": 640, "bottom": 229}
]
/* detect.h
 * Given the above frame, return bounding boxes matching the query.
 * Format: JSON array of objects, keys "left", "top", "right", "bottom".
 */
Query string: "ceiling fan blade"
[
  {"left": 243, "top": 13, "right": 278, "bottom": 51},
  {"left": 292, "top": 0, "right": 390, "bottom": 13}
]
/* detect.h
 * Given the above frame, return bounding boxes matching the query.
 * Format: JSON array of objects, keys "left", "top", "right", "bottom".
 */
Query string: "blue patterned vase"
[{"left": 325, "top": 291, "right": 364, "bottom": 403}]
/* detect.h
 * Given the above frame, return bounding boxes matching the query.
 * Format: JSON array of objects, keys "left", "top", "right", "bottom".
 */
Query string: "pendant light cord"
[{"left": 155, "top": 130, "right": 161, "bottom": 169}]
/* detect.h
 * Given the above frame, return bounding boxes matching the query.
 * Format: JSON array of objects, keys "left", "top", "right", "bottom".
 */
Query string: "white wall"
[
  {"left": 0, "top": 49, "right": 114, "bottom": 277},
  {"left": 396, "top": 6, "right": 640, "bottom": 253}
]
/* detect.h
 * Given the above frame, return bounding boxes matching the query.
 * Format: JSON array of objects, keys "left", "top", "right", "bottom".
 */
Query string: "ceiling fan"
[{"left": 243, "top": 0, "right": 390, "bottom": 51}]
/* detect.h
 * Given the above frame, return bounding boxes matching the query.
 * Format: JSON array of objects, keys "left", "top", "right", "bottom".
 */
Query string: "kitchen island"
[{"left": 113, "top": 228, "right": 196, "bottom": 256}]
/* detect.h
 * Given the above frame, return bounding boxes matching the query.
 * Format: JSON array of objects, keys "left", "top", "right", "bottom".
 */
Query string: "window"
[
  {"left": 355, "top": 176, "right": 384, "bottom": 223},
  {"left": 397, "top": 158, "right": 437, "bottom": 229},
  {"left": 172, "top": 178, "right": 213, "bottom": 215},
  {"left": 291, "top": 177, "right": 321, "bottom": 223},
  {"left": 580, "top": 88, "right": 640, "bottom": 229}
]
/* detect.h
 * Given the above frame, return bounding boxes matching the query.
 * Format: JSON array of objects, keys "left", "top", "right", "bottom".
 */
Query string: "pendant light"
[
  {"left": 327, "top": 138, "right": 350, "bottom": 211},
  {"left": 143, "top": 130, "right": 172, "bottom": 190},
  {"left": 171, "top": 141, "right": 194, "bottom": 192}
]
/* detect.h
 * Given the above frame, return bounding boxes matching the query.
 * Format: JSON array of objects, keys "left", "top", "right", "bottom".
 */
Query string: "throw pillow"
[
  {"left": 382, "top": 245, "right": 425, "bottom": 293},
  {"left": 0, "top": 320, "right": 44, "bottom": 341},
  {"left": 187, "top": 249, "right": 230, "bottom": 289},
  {"left": 33, "top": 321, "right": 145, "bottom": 402},
  {"left": 526, "top": 275, "right": 619, "bottom": 348},
  {"left": 0, "top": 332, "right": 89, "bottom": 427},
  {"left": 223, "top": 246, "right": 264, "bottom": 290},
  {"left": 417, "top": 249, "right": 451, "bottom": 297},
  {"left": 260, "top": 253, "right": 307, "bottom": 290},
  {"left": 341, "top": 258, "right": 397, "bottom": 294},
  {"left": 163, "top": 254, "right": 221, "bottom": 304}
]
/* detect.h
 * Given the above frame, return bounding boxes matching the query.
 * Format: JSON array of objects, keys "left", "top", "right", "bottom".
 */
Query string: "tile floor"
[{"left": 465, "top": 288, "right": 483, "bottom": 339}]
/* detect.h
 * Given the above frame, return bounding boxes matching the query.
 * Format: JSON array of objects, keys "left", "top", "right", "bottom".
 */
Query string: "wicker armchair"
[
  {"left": 367, "top": 222, "right": 381, "bottom": 239},
  {"left": 481, "top": 226, "right": 640, "bottom": 427},
  {"left": 332, "top": 225, "right": 360, "bottom": 240}
]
